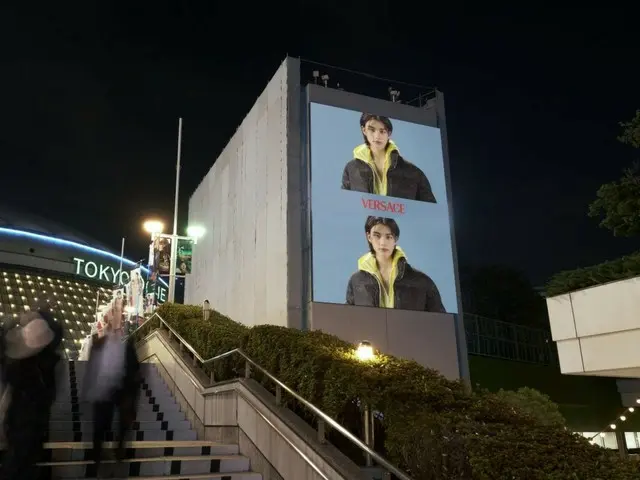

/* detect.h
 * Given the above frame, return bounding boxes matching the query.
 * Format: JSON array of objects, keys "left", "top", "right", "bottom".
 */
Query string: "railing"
[
  {"left": 463, "top": 313, "right": 558, "bottom": 365},
  {"left": 130, "top": 313, "right": 413, "bottom": 480}
]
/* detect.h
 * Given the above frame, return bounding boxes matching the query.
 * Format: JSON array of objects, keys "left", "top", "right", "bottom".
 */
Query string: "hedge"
[
  {"left": 138, "top": 304, "right": 638, "bottom": 480},
  {"left": 546, "top": 250, "right": 640, "bottom": 297}
]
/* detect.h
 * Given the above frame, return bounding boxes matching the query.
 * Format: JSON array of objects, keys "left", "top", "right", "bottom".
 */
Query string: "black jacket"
[
  {"left": 341, "top": 149, "right": 437, "bottom": 203},
  {"left": 1, "top": 310, "right": 63, "bottom": 403},
  {"left": 346, "top": 257, "right": 445, "bottom": 313}
]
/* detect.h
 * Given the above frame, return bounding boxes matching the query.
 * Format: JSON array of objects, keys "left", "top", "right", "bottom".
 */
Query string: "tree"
[
  {"left": 493, "top": 387, "right": 567, "bottom": 428},
  {"left": 588, "top": 110, "right": 640, "bottom": 237},
  {"left": 462, "top": 265, "right": 548, "bottom": 328}
]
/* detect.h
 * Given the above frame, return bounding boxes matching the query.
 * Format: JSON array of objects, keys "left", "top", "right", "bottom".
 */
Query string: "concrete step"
[
  {"left": 62, "top": 473, "right": 261, "bottom": 480},
  {"left": 51, "top": 400, "right": 181, "bottom": 413},
  {"left": 49, "top": 420, "right": 192, "bottom": 432},
  {"left": 42, "top": 454, "right": 252, "bottom": 477},
  {"left": 51, "top": 410, "right": 186, "bottom": 423},
  {"left": 47, "top": 429, "right": 198, "bottom": 442},
  {"left": 45, "top": 440, "right": 240, "bottom": 461}
]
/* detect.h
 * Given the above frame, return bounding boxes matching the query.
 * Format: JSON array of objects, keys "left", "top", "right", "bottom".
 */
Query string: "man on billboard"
[
  {"left": 346, "top": 216, "right": 445, "bottom": 312},
  {"left": 341, "top": 113, "right": 437, "bottom": 203}
]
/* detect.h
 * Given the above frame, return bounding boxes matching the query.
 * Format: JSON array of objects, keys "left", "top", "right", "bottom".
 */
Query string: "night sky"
[{"left": 1, "top": 5, "right": 637, "bottom": 286}]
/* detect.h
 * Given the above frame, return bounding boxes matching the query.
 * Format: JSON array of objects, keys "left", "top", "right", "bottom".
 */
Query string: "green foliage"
[
  {"left": 148, "top": 304, "right": 637, "bottom": 479},
  {"left": 545, "top": 250, "right": 640, "bottom": 297},
  {"left": 618, "top": 110, "right": 640, "bottom": 148},
  {"left": 547, "top": 111, "right": 640, "bottom": 295},
  {"left": 588, "top": 110, "right": 640, "bottom": 237},
  {"left": 588, "top": 163, "right": 640, "bottom": 237},
  {"left": 492, "top": 387, "right": 566, "bottom": 428}
]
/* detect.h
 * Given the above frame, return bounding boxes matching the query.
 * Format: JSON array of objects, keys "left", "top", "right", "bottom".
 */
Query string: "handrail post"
[
  {"left": 209, "top": 369, "right": 215, "bottom": 384},
  {"left": 317, "top": 418, "right": 326, "bottom": 444},
  {"left": 275, "top": 385, "right": 282, "bottom": 406},
  {"left": 364, "top": 404, "right": 373, "bottom": 467},
  {"left": 245, "top": 360, "right": 251, "bottom": 379},
  {"left": 192, "top": 354, "right": 198, "bottom": 367}
]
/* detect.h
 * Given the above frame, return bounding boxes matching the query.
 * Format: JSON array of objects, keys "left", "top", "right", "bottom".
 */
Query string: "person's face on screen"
[
  {"left": 367, "top": 224, "right": 396, "bottom": 260},
  {"left": 362, "top": 119, "right": 390, "bottom": 155}
]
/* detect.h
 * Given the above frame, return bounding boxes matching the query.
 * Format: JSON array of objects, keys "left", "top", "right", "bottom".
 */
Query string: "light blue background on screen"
[{"left": 310, "top": 102, "right": 459, "bottom": 313}]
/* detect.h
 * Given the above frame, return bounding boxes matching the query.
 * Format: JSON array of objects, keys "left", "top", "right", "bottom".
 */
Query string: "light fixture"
[
  {"left": 355, "top": 341, "right": 375, "bottom": 362},
  {"left": 629, "top": 407, "right": 635, "bottom": 412},
  {"left": 143, "top": 220, "right": 164, "bottom": 235},
  {"left": 610, "top": 424, "right": 617, "bottom": 429},
  {"left": 187, "top": 225, "right": 205, "bottom": 242},
  {"left": 620, "top": 416, "right": 627, "bottom": 421},
  {"left": 203, "top": 300, "right": 211, "bottom": 321}
]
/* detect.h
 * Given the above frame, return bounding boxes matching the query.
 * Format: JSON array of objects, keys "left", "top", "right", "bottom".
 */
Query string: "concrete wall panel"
[{"left": 187, "top": 58, "right": 301, "bottom": 327}]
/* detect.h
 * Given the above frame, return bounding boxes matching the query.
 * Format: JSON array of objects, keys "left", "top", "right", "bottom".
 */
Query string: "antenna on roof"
[
  {"left": 321, "top": 74, "right": 329, "bottom": 88},
  {"left": 312, "top": 70, "right": 320, "bottom": 84},
  {"left": 389, "top": 87, "right": 401, "bottom": 103}
]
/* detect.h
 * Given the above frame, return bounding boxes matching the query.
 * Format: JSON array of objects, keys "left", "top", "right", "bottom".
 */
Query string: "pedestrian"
[
  {"left": 0, "top": 308, "right": 63, "bottom": 480},
  {"left": 82, "top": 326, "right": 141, "bottom": 473}
]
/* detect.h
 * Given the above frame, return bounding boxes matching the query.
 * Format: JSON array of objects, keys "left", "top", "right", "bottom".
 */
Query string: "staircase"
[{"left": 40, "top": 361, "right": 262, "bottom": 479}]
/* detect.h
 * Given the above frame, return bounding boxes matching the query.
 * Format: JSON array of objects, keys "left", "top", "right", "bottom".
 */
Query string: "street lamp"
[
  {"left": 143, "top": 218, "right": 205, "bottom": 303},
  {"left": 187, "top": 225, "right": 205, "bottom": 242},
  {"left": 144, "top": 220, "right": 164, "bottom": 235}
]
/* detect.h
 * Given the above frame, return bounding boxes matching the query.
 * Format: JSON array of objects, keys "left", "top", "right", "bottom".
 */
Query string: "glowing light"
[
  {"left": 355, "top": 341, "right": 375, "bottom": 362},
  {"left": 143, "top": 220, "right": 164, "bottom": 235},
  {"left": 187, "top": 225, "right": 205, "bottom": 239}
]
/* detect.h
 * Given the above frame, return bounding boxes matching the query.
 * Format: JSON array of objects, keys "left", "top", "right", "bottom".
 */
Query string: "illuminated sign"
[
  {"left": 73, "top": 257, "right": 130, "bottom": 285},
  {"left": 73, "top": 257, "right": 168, "bottom": 302}
]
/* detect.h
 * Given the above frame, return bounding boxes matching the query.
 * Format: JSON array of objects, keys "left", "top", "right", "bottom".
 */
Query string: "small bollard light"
[
  {"left": 203, "top": 300, "right": 211, "bottom": 321},
  {"left": 356, "top": 341, "right": 375, "bottom": 362}
]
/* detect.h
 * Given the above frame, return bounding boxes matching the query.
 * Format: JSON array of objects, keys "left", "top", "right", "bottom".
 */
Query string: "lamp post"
[
  {"left": 203, "top": 300, "right": 211, "bottom": 321},
  {"left": 143, "top": 219, "right": 205, "bottom": 303},
  {"left": 355, "top": 340, "right": 376, "bottom": 468}
]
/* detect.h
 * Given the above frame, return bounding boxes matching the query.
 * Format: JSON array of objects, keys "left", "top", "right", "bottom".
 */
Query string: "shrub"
[
  {"left": 545, "top": 250, "right": 640, "bottom": 297},
  {"left": 147, "top": 304, "right": 637, "bottom": 479}
]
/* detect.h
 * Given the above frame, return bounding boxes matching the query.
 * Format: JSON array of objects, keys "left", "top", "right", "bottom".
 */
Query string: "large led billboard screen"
[{"left": 310, "top": 102, "right": 458, "bottom": 313}]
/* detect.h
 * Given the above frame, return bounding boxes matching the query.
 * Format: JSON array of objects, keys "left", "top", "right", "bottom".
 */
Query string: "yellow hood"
[
  {"left": 357, "top": 247, "right": 406, "bottom": 308},
  {"left": 353, "top": 140, "right": 399, "bottom": 196}
]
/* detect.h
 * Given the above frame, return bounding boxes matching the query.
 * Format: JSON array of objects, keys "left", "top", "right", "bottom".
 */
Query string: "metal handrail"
[{"left": 131, "top": 312, "right": 414, "bottom": 480}]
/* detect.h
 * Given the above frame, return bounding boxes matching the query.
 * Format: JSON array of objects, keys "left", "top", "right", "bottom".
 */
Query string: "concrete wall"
[
  {"left": 311, "top": 302, "right": 461, "bottom": 380},
  {"left": 186, "top": 58, "right": 302, "bottom": 328},
  {"left": 547, "top": 277, "right": 640, "bottom": 377}
]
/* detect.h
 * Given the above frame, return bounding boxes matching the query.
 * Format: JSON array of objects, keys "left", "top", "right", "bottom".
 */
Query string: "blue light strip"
[{"left": 0, "top": 227, "right": 169, "bottom": 287}]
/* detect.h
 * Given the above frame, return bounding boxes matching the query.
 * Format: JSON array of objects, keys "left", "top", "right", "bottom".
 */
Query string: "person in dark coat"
[
  {"left": 346, "top": 216, "right": 445, "bottom": 312},
  {"left": 341, "top": 113, "right": 437, "bottom": 203},
  {"left": 83, "top": 328, "right": 141, "bottom": 470},
  {"left": 0, "top": 306, "right": 63, "bottom": 480}
]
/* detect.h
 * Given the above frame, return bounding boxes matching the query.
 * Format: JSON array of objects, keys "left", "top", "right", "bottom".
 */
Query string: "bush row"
[
  {"left": 546, "top": 250, "right": 640, "bottom": 297},
  {"left": 139, "top": 304, "right": 637, "bottom": 480}
]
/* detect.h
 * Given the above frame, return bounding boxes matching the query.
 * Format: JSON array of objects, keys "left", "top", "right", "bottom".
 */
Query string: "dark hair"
[
  {"left": 360, "top": 113, "right": 393, "bottom": 146},
  {"left": 364, "top": 216, "right": 400, "bottom": 255}
]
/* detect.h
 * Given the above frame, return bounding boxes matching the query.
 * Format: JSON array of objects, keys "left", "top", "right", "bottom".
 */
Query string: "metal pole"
[
  {"left": 364, "top": 404, "right": 373, "bottom": 467},
  {"left": 117, "top": 237, "right": 125, "bottom": 287},
  {"left": 169, "top": 117, "right": 183, "bottom": 303}
]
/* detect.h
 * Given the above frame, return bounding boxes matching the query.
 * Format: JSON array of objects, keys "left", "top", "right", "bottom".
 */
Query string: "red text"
[{"left": 361, "top": 198, "right": 406, "bottom": 215}]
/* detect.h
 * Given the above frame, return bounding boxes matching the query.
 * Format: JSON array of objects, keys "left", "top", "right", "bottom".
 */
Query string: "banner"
[
  {"left": 152, "top": 236, "right": 172, "bottom": 276},
  {"left": 126, "top": 267, "right": 146, "bottom": 318},
  {"left": 176, "top": 238, "right": 193, "bottom": 275},
  {"left": 310, "top": 104, "right": 458, "bottom": 313}
]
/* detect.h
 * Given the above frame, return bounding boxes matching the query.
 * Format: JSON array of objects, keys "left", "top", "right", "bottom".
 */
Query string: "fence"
[{"left": 463, "top": 313, "right": 558, "bottom": 365}]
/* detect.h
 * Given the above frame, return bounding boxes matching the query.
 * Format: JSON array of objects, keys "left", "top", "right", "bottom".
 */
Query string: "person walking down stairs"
[
  {"left": 81, "top": 326, "right": 141, "bottom": 474},
  {"left": 0, "top": 308, "right": 64, "bottom": 480}
]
